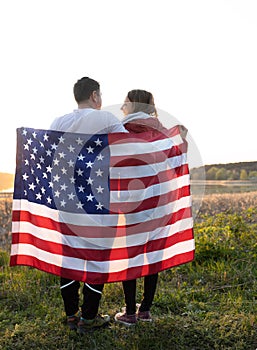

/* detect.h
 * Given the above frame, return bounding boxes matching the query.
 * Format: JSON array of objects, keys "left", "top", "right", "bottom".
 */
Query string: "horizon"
[{"left": 1, "top": 160, "right": 257, "bottom": 196}]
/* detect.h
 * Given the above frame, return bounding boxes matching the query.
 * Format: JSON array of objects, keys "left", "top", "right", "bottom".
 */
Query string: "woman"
[{"left": 114, "top": 89, "right": 167, "bottom": 326}]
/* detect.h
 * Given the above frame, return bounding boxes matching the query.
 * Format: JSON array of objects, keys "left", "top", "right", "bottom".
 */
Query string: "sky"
[{"left": 0, "top": 0, "right": 257, "bottom": 174}]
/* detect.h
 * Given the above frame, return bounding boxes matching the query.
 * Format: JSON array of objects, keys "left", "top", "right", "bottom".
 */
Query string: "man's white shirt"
[{"left": 50, "top": 108, "right": 127, "bottom": 134}]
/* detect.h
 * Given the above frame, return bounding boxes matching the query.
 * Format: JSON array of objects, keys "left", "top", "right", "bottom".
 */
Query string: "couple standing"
[{"left": 50, "top": 76, "right": 167, "bottom": 334}]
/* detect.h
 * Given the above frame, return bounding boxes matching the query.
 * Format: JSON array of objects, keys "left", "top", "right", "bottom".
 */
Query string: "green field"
[{"left": 0, "top": 193, "right": 257, "bottom": 349}]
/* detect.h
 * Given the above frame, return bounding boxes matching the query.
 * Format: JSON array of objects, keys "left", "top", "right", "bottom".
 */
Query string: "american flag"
[{"left": 10, "top": 126, "right": 194, "bottom": 283}]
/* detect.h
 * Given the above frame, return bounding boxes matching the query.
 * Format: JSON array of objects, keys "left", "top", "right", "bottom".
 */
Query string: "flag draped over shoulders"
[{"left": 10, "top": 126, "right": 194, "bottom": 283}]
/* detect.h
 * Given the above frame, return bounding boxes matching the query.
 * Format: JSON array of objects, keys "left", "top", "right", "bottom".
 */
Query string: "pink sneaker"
[
  {"left": 137, "top": 310, "right": 152, "bottom": 322},
  {"left": 114, "top": 312, "right": 137, "bottom": 326}
]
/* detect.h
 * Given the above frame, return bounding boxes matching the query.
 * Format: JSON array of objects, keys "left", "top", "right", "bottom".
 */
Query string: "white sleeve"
[
  {"left": 50, "top": 117, "right": 59, "bottom": 130},
  {"left": 104, "top": 111, "right": 128, "bottom": 133}
]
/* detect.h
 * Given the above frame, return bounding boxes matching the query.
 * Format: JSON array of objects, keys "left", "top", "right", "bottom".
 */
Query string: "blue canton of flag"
[{"left": 14, "top": 127, "right": 111, "bottom": 214}]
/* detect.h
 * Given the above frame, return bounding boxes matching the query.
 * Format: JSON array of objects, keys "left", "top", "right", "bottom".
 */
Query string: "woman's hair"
[{"left": 127, "top": 89, "right": 158, "bottom": 117}]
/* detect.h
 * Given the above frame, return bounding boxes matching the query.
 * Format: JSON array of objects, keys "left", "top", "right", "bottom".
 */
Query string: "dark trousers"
[
  {"left": 60, "top": 278, "right": 104, "bottom": 320},
  {"left": 122, "top": 273, "right": 158, "bottom": 315}
]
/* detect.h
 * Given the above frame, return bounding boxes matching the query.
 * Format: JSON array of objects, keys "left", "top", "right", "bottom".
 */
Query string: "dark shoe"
[
  {"left": 114, "top": 311, "right": 137, "bottom": 326},
  {"left": 136, "top": 303, "right": 152, "bottom": 321},
  {"left": 137, "top": 310, "right": 152, "bottom": 322},
  {"left": 77, "top": 314, "right": 110, "bottom": 334},
  {"left": 67, "top": 311, "right": 81, "bottom": 330}
]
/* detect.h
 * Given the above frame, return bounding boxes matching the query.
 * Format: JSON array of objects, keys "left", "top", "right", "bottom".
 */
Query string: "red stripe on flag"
[
  {"left": 110, "top": 186, "right": 191, "bottom": 214},
  {"left": 11, "top": 228, "right": 193, "bottom": 262},
  {"left": 110, "top": 164, "right": 189, "bottom": 191},
  {"left": 108, "top": 125, "right": 182, "bottom": 144},
  {"left": 110, "top": 143, "right": 187, "bottom": 167},
  {"left": 10, "top": 250, "right": 194, "bottom": 284},
  {"left": 12, "top": 206, "right": 192, "bottom": 239}
]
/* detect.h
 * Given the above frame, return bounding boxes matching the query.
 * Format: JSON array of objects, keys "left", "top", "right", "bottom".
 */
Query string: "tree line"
[{"left": 191, "top": 161, "right": 257, "bottom": 181}]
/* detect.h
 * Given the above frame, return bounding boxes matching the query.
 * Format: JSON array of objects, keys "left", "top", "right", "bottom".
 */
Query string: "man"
[{"left": 50, "top": 76, "right": 127, "bottom": 334}]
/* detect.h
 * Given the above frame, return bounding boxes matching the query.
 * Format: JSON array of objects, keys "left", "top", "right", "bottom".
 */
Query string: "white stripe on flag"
[
  {"left": 109, "top": 135, "right": 183, "bottom": 156},
  {"left": 11, "top": 217, "right": 193, "bottom": 250},
  {"left": 12, "top": 194, "right": 192, "bottom": 227},
  {"left": 110, "top": 154, "right": 187, "bottom": 179},
  {"left": 10, "top": 239, "right": 195, "bottom": 274},
  {"left": 110, "top": 174, "right": 190, "bottom": 203}
]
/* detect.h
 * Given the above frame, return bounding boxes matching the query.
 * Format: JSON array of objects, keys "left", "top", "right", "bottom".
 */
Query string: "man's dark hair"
[{"left": 73, "top": 77, "right": 100, "bottom": 103}]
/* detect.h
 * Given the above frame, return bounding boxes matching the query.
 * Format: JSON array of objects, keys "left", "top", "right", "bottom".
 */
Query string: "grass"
[{"left": 0, "top": 195, "right": 257, "bottom": 349}]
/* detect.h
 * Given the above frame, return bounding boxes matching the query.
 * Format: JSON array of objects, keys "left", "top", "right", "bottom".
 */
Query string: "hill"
[
  {"left": 204, "top": 161, "right": 257, "bottom": 173},
  {"left": 191, "top": 161, "right": 257, "bottom": 180},
  {"left": 0, "top": 172, "right": 14, "bottom": 191}
]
